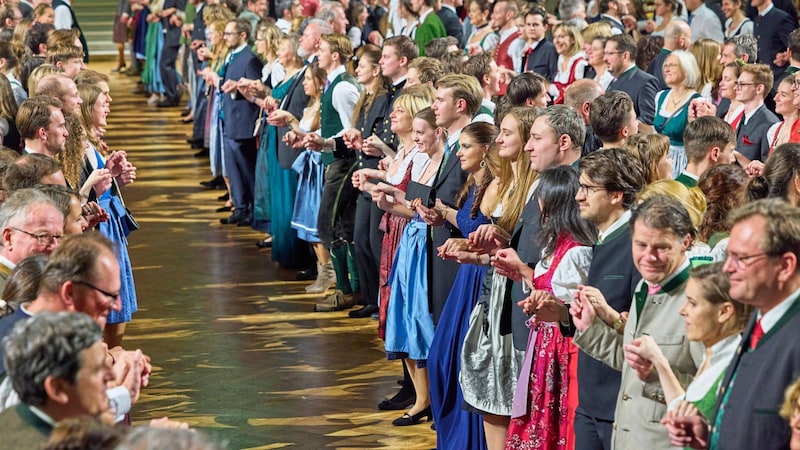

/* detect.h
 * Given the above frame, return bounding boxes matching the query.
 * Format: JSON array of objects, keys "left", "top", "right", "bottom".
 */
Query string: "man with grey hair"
[
  {"left": 647, "top": 20, "right": 691, "bottom": 90},
  {"left": 316, "top": 1, "right": 348, "bottom": 34},
  {"left": 0, "top": 312, "right": 112, "bottom": 446},
  {"left": 0, "top": 188, "right": 63, "bottom": 291},
  {"left": 720, "top": 34, "right": 758, "bottom": 66},
  {"left": 0, "top": 233, "right": 149, "bottom": 427},
  {"left": 559, "top": 0, "right": 588, "bottom": 29}
]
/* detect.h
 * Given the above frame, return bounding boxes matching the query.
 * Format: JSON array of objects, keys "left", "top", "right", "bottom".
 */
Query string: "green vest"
[
  {"left": 321, "top": 72, "right": 358, "bottom": 165},
  {"left": 674, "top": 172, "right": 698, "bottom": 188}
]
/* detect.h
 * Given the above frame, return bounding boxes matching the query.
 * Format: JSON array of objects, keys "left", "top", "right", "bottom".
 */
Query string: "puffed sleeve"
[{"left": 551, "top": 246, "right": 593, "bottom": 304}]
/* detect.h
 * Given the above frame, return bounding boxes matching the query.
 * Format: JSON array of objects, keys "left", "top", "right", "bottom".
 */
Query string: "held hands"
[
  {"left": 362, "top": 135, "right": 389, "bottom": 157},
  {"left": 745, "top": 160, "right": 765, "bottom": 177},
  {"left": 517, "top": 290, "right": 568, "bottom": 323},
  {"left": 623, "top": 336, "right": 659, "bottom": 381},
  {"left": 343, "top": 128, "right": 364, "bottom": 150},
  {"left": 468, "top": 224, "right": 510, "bottom": 256},
  {"left": 661, "top": 402, "right": 709, "bottom": 449},
  {"left": 86, "top": 168, "right": 113, "bottom": 197},
  {"left": 268, "top": 109, "right": 296, "bottom": 127},
  {"left": 414, "top": 202, "right": 445, "bottom": 226},
  {"left": 688, "top": 98, "right": 716, "bottom": 121},
  {"left": 437, "top": 238, "right": 474, "bottom": 263},
  {"left": 569, "top": 288, "right": 598, "bottom": 333},
  {"left": 82, "top": 201, "right": 109, "bottom": 228},
  {"left": 221, "top": 79, "right": 239, "bottom": 94},
  {"left": 490, "top": 247, "right": 526, "bottom": 281},
  {"left": 303, "top": 132, "right": 326, "bottom": 151}
]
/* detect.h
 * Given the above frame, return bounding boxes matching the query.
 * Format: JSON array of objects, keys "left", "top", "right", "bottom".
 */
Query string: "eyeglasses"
[
  {"left": 725, "top": 251, "right": 776, "bottom": 270},
  {"left": 663, "top": 63, "right": 680, "bottom": 69},
  {"left": 734, "top": 82, "right": 756, "bottom": 89},
  {"left": 11, "top": 227, "right": 62, "bottom": 245},
  {"left": 73, "top": 280, "right": 121, "bottom": 306},
  {"left": 578, "top": 183, "right": 606, "bottom": 196},
  {"left": 222, "top": 32, "right": 238, "bottom": 36},
  {"left": 604, "top": 51, "right": 624, "bottom": 56}
]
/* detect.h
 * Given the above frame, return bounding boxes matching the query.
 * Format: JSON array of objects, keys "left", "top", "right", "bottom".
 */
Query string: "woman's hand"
[
  {"left": 282, "top": 129, "right": 305, "bottom": 148},
  {"left": 623, "top": 336, "right": 657, "bottom": 381},
  {"left": 343, "top": 129, "right": 363, "bottom": 150},
  {"left": 468, "top": 224, "right": 510, "bottom": 255},
  {"left": 519, "top": 290, "right": 569, "bottom": 323},
  {"left": 745, "top": 160, "right": 764, "bottom": 177},
  {"left": 84, "top": 169, "right": 113, "bottom": 197},
  {"left": 490, "top": 247, "right": 527, "bottom": 281},
  {"left": 82, "top": 201, "right": 109, "bottom": 228},
  {"left": 363, "top": 135, "right": 389, "bottom": 157},
  {"left": 437, "top": 238, "right": 469, "bottom": 259},
  {"left": 569, "top": 291, "right": 597, "bottom": 333}
]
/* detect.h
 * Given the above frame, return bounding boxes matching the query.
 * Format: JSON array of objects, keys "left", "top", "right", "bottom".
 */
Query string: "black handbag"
[{"left": 113, "top": 180, "right": 139, "bottom": 236}]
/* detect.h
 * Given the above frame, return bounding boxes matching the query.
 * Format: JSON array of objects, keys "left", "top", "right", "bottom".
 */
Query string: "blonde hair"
[
  {"left": 256, "top": 24, "right": 282, "bottom": 60},
  {"left": 638, "top": 180, "right": 707, "bottom": 228},
  {"left": 581, "top": 21, "right": 612, "bottom": 44},
  {"left": 553, "top": 23, "right": 583, "bottom": 56},
  {"left": 495, "top": 107, "right": 538, "bottom": 233},
  {"left": 691, "top": 39, "right": 723, "bottom": 98},
  {"left": 625, "top": 133, "right": 671, "bottom": 185}
]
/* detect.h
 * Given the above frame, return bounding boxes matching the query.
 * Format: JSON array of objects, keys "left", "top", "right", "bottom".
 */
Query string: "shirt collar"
[
  {"left": 326, "top": 65, "right": 346, "bottom": 83},
  {"left": 598, "top": 209, "right": 631, "bottom": 242},
  {"left": 757, "top": 284, "right": 800, "bottom": 333},
  {"left": 230, "top": 43, "right": 247, "bottom": 56},
  {"left": 392, "top": 76, "right": 407, "bottom": 87},
  {"left": 28, "top": 405, "right": 57, "bottom": 427},
  {"left": 648, "top": 257, "right": 690, "bottom": 289},
  {"left": 499, "top": 26, "right": 518, "bottom": 42},
  {"left": 0, "top": 255, "right": 16, "bottom": 271},
  {"left": 419, "top": 7, "right": 433, "bottom": 23},
  {"left": 759, "top": 3, "right": 775, "bottom": 16},
  {"left": 441, "top": 4, "right": 456, "bottom": 13}
]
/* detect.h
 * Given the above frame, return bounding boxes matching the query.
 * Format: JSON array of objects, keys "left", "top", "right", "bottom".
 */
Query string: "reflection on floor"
[{"left": 101, "top": 62, "right": 436, "bottom": 449}]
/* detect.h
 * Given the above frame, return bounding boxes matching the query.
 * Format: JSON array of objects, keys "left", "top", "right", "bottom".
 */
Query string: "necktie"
[
  {"left": 324, "top": 79, "right": 331, "bottom": 93},
  {"left": 750, "top": 319, "right": 764, "bottom": 350},
  {"left": 647, "top": 283, "right": 661, "bottom": 295}
]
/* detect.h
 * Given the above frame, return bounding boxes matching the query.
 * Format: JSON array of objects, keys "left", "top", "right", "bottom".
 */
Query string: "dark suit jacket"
[
  {"left": 221, "top": 47, "right": 263, "bottom": 140},
  {"left": 711, "top": 297, "right": 800, "bottom": 449},
  {"left": 646, "top": 49, "right": 670, "bottom": 91},
  {"left": 737, "top": 104, "right": 778, "bottom": 162},
  {"left": 523, "top": 39, "right": 558, "bottom": 82},
  {"left": 18, "top": 1, "right": 33, "bottom": 19},
  {"left": 572, "top": 223, "right": 640, "bottom": 421},
  {"left": 437, "top": 6, "right": 464, "bottom": 48},
  {"left": 753, "top": 7, "right": 795, "bottom": 81},
  {"left": 429, "top": 144, "right": 468, "bottom": 324},
  {"left": 506, "top": 196, "right": 542, "bottom": 351},
  {"left": 275, "top": 65, "right": 310, "bottom": 169},
  {"left": 607, "top": 67, "right": 659, "bottom": 126},
  {"left": 746, "top": 0, "right": 799, "bottom": 26}
]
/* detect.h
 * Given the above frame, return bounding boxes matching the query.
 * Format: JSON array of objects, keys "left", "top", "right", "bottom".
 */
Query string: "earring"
[{"left": 479, "top": 159, "right": 486, "bottom": 168}]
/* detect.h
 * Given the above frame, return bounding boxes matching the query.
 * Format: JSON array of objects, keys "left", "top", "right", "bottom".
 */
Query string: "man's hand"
[
  {"left": 569, "top": 291, "right": 597, "bottom": 333},
  {"left": 661, "top": 405, "right": 709, "bottom": 449}
]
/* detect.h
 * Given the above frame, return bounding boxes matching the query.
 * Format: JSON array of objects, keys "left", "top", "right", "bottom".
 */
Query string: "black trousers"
[
  {"left": 317, "top": 157, "right": 358, "bottom": 248},
  {"left": 353, "top": 195, "right": 383, "bottom": 306}
]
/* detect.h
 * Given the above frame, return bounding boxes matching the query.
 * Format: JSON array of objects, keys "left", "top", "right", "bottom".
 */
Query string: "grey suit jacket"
[{"left": 574, "top": 265, "right": 704, "bottom": 450}]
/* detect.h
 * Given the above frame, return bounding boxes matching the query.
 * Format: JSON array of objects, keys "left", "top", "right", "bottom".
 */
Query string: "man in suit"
[
  {"left": 304, "top": 33, "right": 361, "bottom": 312},
  {"left": 412, "top": 0, "right": 447, "bottom": 56},
  {"left": 647, "top": 20, "right": 691, "bottom": 90},
  {"left": 564, "top": 79, "right": 604, "bottom": 155},
  {"left": 751, "top": 0, "right": 795, "bottom": 85},
  {"left": 217, "top": 19, "right": 263, "bottom": 226},
  {"left": 733, "top": 63, "right": 778, "bottom": 165},
  {"left": 487, "top": 105, "right": 585, "bottom": 353},
  {"left": 563, "top": 148, "right": 645, "bottom": 450},
  {"left": 604, "top": 34, "right": 658, "bottom": 134},
  {"left": 0, "top": 312, "right": 113, "bottom": 447},
  {"left": 572, "top": 195, "right": 704, "bottom": 450},
  {"left": 521, "top": 6, "right": 557, "bottom": 81},
  {"left": 421, "top": 74, "right": 480, "bottom": 323},
  {"left": 685, "top": 0, "right": 724, "bottom": 43},
  {"left": 316, "top": 1, "right": 348, "bottom": 34},
  {"left": 436, "top": 0, "right": 464, "bottom": 48},
  {"left": 676, "top": 116, "right": 735, "bottom": 187},
  {"left": 346, "top": 35, "right": 418, "bottom": 319},
  {"left": 156, "top": 0, "right": 187, "bottom": 107},
  {"left": 664, "top": 199, "right": 800, "bottom": 450},
  {"left": 593, "top": 0, "right": 626, "bottom": 34},
  {"left": 588, "top": 90, "right": 639, "bottom": 149}
]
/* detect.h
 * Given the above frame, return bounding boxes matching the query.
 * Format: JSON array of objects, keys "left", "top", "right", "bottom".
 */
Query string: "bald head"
[
  {"left": 664, "top": 20, "right": 691, "bottom": 50},
  {"left": 564, "top": 78, "right": 603, "bottom": 124}
]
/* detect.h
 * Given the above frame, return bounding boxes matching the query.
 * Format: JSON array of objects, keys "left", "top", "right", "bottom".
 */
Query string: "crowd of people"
[
  {"left": 152, "top": 0, "right": 800, "bottom": 447},
  {"left": 0, "top": 0, "right": 800, "bottom": 448}
]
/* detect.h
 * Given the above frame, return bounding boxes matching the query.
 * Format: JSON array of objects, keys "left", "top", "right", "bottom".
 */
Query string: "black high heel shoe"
[{"left": 392, "top": 406, "right": 431, "bottom": 426}]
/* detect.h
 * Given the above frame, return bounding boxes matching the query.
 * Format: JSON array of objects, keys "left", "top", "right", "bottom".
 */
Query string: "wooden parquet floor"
[{"left": 99, "top": 61, "right": 437, "bottom": 449}]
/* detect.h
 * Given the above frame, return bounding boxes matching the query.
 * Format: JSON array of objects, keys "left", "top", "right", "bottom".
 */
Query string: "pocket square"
[{"left": 742, "top": 135, "right": 754, "bottom": 145}]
